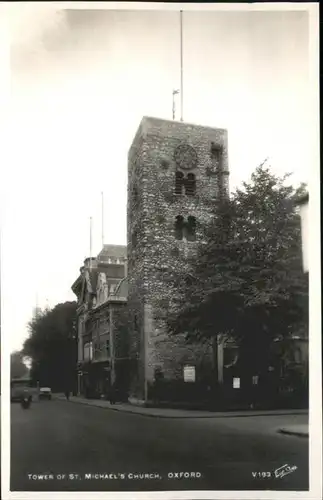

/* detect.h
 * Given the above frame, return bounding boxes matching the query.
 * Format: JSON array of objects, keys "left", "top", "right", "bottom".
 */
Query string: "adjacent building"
[{"left": 71, "top": 245, "right": 128, "bottom": 399}]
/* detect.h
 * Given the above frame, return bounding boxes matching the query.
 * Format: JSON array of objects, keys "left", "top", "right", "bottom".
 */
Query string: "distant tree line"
[
  {"left": 10, "top": 350, "right": 29, "bottom": 379},
  {"left": 22, "top": 301, "right": 78, "bottom": 392}
]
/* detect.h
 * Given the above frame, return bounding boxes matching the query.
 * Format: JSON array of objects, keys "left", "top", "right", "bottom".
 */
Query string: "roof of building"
[
  {"left": 71, "top": 274, "right": 83, "bottom": 293},
  {"left": 97, "top": 244, "right": 127, "bottom": 260},
  {"left": 72, "top": 245, "right": 127, "bottom": 297},
  {"left": 114, "top": 277, "right": 128, "bottom": 299},
  {"left": 86, "top": 269, "right": 99, "bottom": 293},
  {"left": 129, "top": 116, "right": 228, "bottom": 154},
  {"left": 141, "top": 115, "right": 227, "bottom": 133}
]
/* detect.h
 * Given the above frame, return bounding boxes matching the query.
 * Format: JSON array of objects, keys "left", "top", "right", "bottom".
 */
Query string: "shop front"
[
  {"left": 91, "top": 361, "right": 111, "bottom": 399},
  {"left": 78, "top": 361, "right": 111, "bottom": 399}
]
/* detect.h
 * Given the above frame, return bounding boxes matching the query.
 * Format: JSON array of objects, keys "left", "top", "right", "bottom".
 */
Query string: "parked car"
[
  {"left": 38, "top": 387, "right": 52, "bottom": 400},
  {"left": 11, "top": 377, "right": 33, "bottom": 402}
]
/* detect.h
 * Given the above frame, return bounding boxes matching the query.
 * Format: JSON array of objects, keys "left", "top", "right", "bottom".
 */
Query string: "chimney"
[{"left": 84, "top": 257, "right": 97, "bottom": 269}]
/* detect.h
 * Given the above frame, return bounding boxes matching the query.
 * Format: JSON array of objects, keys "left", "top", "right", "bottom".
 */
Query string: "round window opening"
[{"left": 174, "top": 144, "right": 198, "bottom": 170}]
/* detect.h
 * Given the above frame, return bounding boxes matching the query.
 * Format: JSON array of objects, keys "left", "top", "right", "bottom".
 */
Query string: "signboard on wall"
[
  {"left": 233, "top": 377, "right": 240, "bottom": 389},
  {"left": 183, "top": 366, "right": 196, "bottom": 383}
]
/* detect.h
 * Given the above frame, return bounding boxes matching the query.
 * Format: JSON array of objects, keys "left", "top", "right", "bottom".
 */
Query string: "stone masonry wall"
[
  {"left": 127, "top": 130, "right": 154, "bottom": 399},
  {"left": 127, "top": 116, "right": 229, "bottom": 400}
]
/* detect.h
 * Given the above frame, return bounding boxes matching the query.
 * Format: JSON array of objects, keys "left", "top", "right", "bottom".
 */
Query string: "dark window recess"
[
  {"left": 106, "top": 340, "right": 110, "bottom": 354},
  {"left": 175, "top": 171, "right": 185, "bottom": 195},
  {"left": 175, "top": 216, "right": 185, "bottom": 240},
  {"left": 161, "top": 159, "right": 169, "bottom": 169},
  {"left": 185, "top": 173, "right": 196, "bottom": 196},
  {"left": 211, "top": 142, "right": 221, "bottom": 161},
  {"left": 134, "top": 314, "right": 138, "bottom": 331},
  {"left": 185, "top": 216, "right": 197, "bottom": 241}
]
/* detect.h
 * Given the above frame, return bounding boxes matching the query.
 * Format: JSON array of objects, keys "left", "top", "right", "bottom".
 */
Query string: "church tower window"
[
  {"left": 185, "top": 173, "right": 196, "bottom": 196},
  {"left": 175, "top": 171, "right": 185, "bottom": 195},
  {"left": 185, "top": 216, "right": 197, "bottom": 241},
  {"left": 175, "top": 216, "right": 185, "bottom": 240},
  {"left": 211, "top": 142, "right": 221, "bottom": 161}
]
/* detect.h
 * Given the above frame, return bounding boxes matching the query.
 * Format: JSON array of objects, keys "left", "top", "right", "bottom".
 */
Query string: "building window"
[
  {"left": 176, "top": 171, "right": 196, "bottom": 196},
  {"left": 106, "top": 339, "right": 110, "bottom": 356},
  {"left": 211, "top": 142, "right": 221, "bottom": 161},
  {"left": 175, "top": 171, "right": 185, "bottom": 195},
  {"left": 294, "top": 348, "right": 302, "bottom": 364},
  {"left": 83, "top": 341, "right": 93, "bottom": 361},
  {"left": 175, "top": 216, "right": 197, "bottom": 241},
  {"left": 175, "top": 216, "right": 185, "bottom": 240},
  {"left": 185, "top": 216, "right": 196, "bottom": 241},
  {"left": 185, "top": 173, "right": 196, "bottom": 196}
]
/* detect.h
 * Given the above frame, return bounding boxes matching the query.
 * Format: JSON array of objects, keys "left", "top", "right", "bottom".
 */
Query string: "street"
[{"left": 11, "top": 399, "right": 309, "bottom": 492}]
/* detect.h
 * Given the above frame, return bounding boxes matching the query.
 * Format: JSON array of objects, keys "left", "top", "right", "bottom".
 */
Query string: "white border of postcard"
[{"left": 1, "top": 2, "right": 321, "bottom": 500}]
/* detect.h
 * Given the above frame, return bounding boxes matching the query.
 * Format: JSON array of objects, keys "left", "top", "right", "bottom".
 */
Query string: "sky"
[{"left": 2, "top": 4, "right": 313, "bottom": 352}]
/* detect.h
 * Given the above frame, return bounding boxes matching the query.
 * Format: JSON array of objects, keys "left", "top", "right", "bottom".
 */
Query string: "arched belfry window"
[
  {"left": 185, "top": 173, "right": 196, "bottom": 196},
  {"left": 185, "top": 216, "right": 197, "bottom": 241},
  {"left": 174, "top": 216, "right": 197, "bottom": 241},
  {"left": 175, "top": 171, "right": 185, "bottom": 195},
  {"left": 175, "top": 216, "right": 185, "bottom": 240},
  {"left": 175, "top": 171, "right": 196, "bottom": 196}
]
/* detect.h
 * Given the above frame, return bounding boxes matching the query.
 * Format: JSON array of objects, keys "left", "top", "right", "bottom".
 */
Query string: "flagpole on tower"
[
  {"left": 89, "top": 217, "right": 93, "bottom": 271},
  {"left": 101, "top": 192, "right": 104, "bottom": 248},
  {"left": 172, "top": 89, "right": 179, "bottom": 120}
]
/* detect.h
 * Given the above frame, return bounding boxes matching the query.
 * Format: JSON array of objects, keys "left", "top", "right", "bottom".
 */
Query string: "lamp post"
[{"left": 297, "top": 194, "right": 309, "bottom": 273}]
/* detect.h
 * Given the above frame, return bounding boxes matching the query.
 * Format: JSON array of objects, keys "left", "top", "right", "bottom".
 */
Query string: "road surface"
[{"left": 11, "top": 399, "right": 309, "bottom": 492}]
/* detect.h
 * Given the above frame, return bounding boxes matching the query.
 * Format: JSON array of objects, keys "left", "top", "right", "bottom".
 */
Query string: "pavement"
[
  {"left": 55, "top": 394, "right": 309, "bottom": 437},
  {"left": 278, "top": 425, "right": 309, "bottom": 437},
  {"left": 10, "top": 398, "right": 309, "bottom": 492}
]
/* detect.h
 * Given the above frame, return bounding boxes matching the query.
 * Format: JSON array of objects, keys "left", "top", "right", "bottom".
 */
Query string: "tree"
[
  {"left": 11, "top": 350, "right": 29, "bottom": 379},
  {"left": 167, "top": 165, "right": 308, "bottom": 381},
  {"left": 23, "top": 301, "right": 77, "bottom": 392}
]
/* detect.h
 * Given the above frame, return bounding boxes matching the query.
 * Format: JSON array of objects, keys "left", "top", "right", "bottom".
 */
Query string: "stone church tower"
[{"left": 127, "top": 116, "right": 229, "bottom": 403}]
